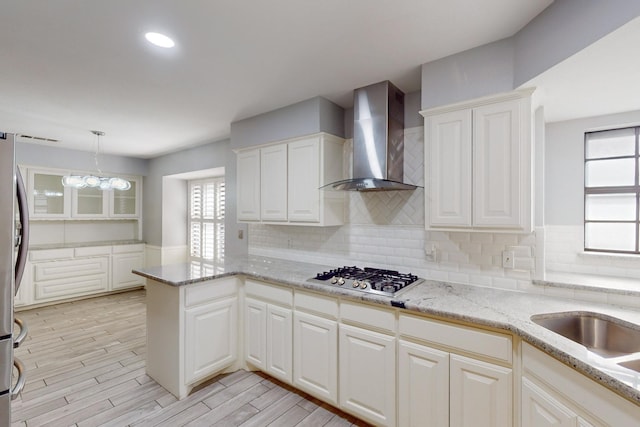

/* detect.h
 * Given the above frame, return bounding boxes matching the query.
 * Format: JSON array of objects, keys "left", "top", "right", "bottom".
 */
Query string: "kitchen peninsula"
[{"left": 135, "top": 255, "right": 640, "bottom": 427}]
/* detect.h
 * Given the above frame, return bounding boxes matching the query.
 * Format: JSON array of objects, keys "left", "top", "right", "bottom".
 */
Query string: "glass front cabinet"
[
  {"left": 28, "top": 169, "right": 72, "bottom": 218},
  {"left": 26, "top": 168, "right": 141, "bottom": 219}
]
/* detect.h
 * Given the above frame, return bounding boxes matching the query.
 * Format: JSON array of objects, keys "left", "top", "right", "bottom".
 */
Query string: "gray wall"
[
  {"left": 514, "top": 0, "right": 640, "bottom": 87},
  {"left": 421, "top": 38, "right": 515, "bottom": 110},
  {"left": 230, "top": 97, "right": 345, "bottom": 149},
  {"left": 16, "top": 142, "right": 148, "bottom": 176},
  {"left": 545, "top": 110, "right": 640, "bottom": 225},
  {"left": 143, "top": 139, "right": 246, "bottom": 257},
  {"left": 421, "top": 0, "right": 640, "bottom": 110}
]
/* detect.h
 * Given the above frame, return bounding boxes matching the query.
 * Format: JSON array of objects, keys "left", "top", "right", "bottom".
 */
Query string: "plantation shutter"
[{"left": 189, "top": 177, "right": 225, "bottom": 261}]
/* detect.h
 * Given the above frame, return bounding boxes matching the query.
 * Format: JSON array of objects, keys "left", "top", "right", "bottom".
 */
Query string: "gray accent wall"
[
  {"left": 545, "top": 110, "right": 640, "bottom": 225},
  {"left": 421, "top": 0, "right": 640, "bottom": 110},
  {"left": 143, "top": 139, "right": 246, "bottom": 257},
  {"left": 16, "top": 142, "right": 148, "bottom": 176},
  {"left": 514, "top": 0, "right": 640, "bottom": 87},
  {"left": 421, "top": 38, "right": 515, "bottom": 110},
  {"left": 230, "top": 96, "right": 345, "bottom": 149}
]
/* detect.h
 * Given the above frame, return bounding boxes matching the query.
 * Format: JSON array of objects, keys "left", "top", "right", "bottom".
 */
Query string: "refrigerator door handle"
[
  {"left": 13, "top": 318, "right": 27, "bottom": 349},
  {"left": 10, "top": 357, "right": 25, "bottom": 400},
  {"left": 14, "top": 167, "right": 29, "bottom": 294}
]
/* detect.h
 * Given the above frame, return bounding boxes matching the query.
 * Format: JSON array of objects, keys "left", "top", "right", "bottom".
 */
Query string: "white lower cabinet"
[
  {"left": 522, "top": 377, "right": 577, "bottom": 427},
  {"left": 398, "top": 313, "right": 513, "bottom": 427},
  {"left": 33, "top": 256, "right": 109, "bottom": 302},
  {"left": 146, "top": 276, "right": 239, "bottom": 399},
  {"left": 244, "top": 280, "right": 293, "bottom": 384},
  {"left": 293, "top": 310, "right": 338, "bottom": 405},
  {"left": 111, "top": 244, "right": 145, "bottom": 290},
  {"left": 339, "top": 323, "right": 396, "bottom": 427},
  {"left": 19, "top": 244, "right": 145, "bottom": 307},
  {"left": 449, "top": 354, "right": 512, "bottom": 427},
  {"left": 521, "top": 343, "right": 637, "bottom": 427},
  {"left": 184, "top": 295, "right": 238, "bottom": 384},
  {"left": 244, "top": 297, "right": 267, "bottom": 370},
  {"left": 398, "top": 340, "right": 450, "bottom": 427},
  {"left": 265, "top": 304, "right": 293, "bottom": 383}
]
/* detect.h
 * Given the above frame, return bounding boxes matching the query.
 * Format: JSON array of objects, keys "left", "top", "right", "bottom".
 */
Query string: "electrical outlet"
[
  {"left": 425, "top": 242, "right": 438, "bottom": 262},
  {"left": 502, "top": 250, "right": 515, "bottom": 269},
  {"left": 237, "top": 229, "right": 244, "bottom": 239}
]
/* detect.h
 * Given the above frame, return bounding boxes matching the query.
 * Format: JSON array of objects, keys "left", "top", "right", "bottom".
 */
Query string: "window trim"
[{"left": 584, "top": 126, "right": 640, "bottom": 254}]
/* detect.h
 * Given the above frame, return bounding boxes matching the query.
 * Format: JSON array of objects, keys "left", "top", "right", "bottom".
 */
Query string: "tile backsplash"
[{"left": 248, "top": 126, "right": 538, "bottom": 293}]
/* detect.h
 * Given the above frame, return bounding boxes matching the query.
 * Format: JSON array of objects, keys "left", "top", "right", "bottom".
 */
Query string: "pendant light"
[{"left": 62, "top": 131, "right": 131, "bottom": 191}]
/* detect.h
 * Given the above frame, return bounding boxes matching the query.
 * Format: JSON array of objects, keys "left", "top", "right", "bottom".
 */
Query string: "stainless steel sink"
[{"left": 531, "top": 312, "right": 640, "bottom": 358}]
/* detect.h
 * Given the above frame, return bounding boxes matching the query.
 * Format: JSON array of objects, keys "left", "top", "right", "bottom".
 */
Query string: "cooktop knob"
[
  {"left": 360, "top": 281, "right": 368, "bottom": 289},
  {"left": 337, "top": 277, "right": 345, "bottom": 286},
  {"left": 331, "top": 277, "right": 338, "bottom": 284},
  {"left": 352, "top": 280, "right": 360, "bottom": 288}
]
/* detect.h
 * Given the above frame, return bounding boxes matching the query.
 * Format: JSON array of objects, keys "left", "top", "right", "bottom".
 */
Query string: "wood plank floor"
[{"left": 11, "top": 290, "right": 370, "bottom": 427}]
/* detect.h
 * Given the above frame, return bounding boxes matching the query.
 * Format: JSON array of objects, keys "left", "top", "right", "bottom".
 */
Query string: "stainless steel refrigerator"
[{"left": 1, "top": 132, "right": 29, "bottom": 427}]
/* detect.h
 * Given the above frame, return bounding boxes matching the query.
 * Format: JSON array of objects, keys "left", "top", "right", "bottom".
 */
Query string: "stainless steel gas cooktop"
[{"left": 308, "top": 266, "right": 423, "bottom": 297}]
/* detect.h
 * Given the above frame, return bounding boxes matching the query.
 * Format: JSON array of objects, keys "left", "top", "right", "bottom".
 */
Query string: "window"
[
  {"left": 189, "top": 177, "right": 225, "bottom": 262},
  {"left": 584, "top": 127, "right": 639, "bottom": 253}
]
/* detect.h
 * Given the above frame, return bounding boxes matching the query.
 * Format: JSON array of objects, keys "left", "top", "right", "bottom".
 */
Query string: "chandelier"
[{"left": 61, "top": 131, "right": 131, "bottom": 191}]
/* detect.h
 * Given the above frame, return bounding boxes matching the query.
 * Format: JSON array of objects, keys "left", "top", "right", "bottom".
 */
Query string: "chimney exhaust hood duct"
[{"left": 326, "top": 80, "right": 418, "bottom": 191}]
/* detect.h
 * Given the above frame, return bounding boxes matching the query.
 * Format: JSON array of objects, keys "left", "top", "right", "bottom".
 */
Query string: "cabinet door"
[
  {"left": 473, "top": 99, "right": 522, "bottom": 227},
  {"left": 72, "top": 186, "right": 109, "bottom": 218},
  {"left": 293, "top": 311, "right": 337, "bottom": 405},
  {"left": 110, "top": 178, "right": 139, "bottom": 217},
  {"left": 184, "top": 296, "right": 238, "bottom": 384},
  {"left": 28, "top": 169, "right": 71, "bottom": 218},
  {"left": 398, "top": 340, "right": 450, "bottom": 427},
  {"left": 245, "top": 297, "right": 267, "bottom": 370},
  {"left": 521, "top": 377, "right": 577, "bottom": 427},
  {"left": 450, "top": 354, "right": 512, "bottom": 427},
  {"left": 266, "top": 304, "right": 292, "bottom": 383},
  {"left": 339, "top": 324, "right": 396, "bottom": 427},
  {"left": 427, "top": 110, "right": 472, "bottom": 227},
  {"left": 261, "top": 144, "right": 288, "bottom": 221},
  {"left": 288, "top": 137, "right": 320, "bottom": 222},
  {"left": 112, "top": 252, "right": 145, "bottom": 290},
  {"left": 237, "top": 149, "right": 261, "bottom": 221}
]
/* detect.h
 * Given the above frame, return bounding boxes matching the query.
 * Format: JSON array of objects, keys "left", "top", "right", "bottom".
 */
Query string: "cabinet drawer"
[
  {"left": 399, "top": 314, "right": 512, "bottom": 364},
  {"left": 34, "top": 257, "right": 109, "bottom": 282},
  {"left": 340, "top": 301, "right": 395, "bottom": 334},
  {"left": 75, "top": 246, "right": 111, "bottom": 257},
  {"left": 113, "top": 244, "right": 145, "bottom": 254},
  {"left": 295, "top": 291, "right": 338, "bottom": 319},
  {"left": 34, "top": 274, "right": 108, "bottom": 301},
  {"left": 29, "top": 248, "right": 74, "bottom": 261},
  {"left": 184, "top": 277, "right": 238, "bottom": 308},
  {"left": 245, "top": 279, "right": 293, "bottom": 307}
]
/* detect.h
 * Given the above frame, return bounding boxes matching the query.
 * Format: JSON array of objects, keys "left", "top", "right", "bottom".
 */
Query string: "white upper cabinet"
[
  {"left": 236, "top": 149, "right": 261, "bottom": 221},
  {"left": 422, "top": 89, "right": 534, "bottom": 232},
  {"left": 72, "top": 186, "right": 109, "bottom": 218},
  {"left": 27, "top": 167, "right": 141, "bottom": 220},
  {"left": 236, "top": 132, "right": 345, "bottom": 226},
  {"left": 260, "top": 144, "right": 288, "bottom": 221},
  {"left": 28, "top": 168, "right": 71, "bottom": 218},
  {"left": 428, "top": 109, "right": 472, "bottom": 227},
  {"left": 109, "top": 177, "right": 140, "bottom": 218},
  {"left": 288, "top": 137, "right": 320, "bottom": 222}
]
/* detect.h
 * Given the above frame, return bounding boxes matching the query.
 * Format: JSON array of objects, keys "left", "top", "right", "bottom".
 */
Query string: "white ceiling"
[
  {"left": 0, "top": 1, "right": 554, "bottom": 158},
  {"left": 526, "top": 16, "right": 640, "bottom": 123}
]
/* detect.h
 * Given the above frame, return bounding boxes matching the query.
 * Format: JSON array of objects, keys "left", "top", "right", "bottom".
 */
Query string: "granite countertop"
[
  {"left": 30, "top": 240, "right": 145, "bottom": 250},
  {"left": 133, "top": 255, "right": 640, "bottom": 405}
]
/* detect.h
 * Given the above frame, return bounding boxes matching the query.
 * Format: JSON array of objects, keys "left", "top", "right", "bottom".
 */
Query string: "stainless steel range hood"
[{"left": 326, "top": 80, "right": 418, "bottom": 191}]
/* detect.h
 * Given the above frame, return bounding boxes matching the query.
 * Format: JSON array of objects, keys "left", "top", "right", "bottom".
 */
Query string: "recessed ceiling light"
[{"left": 145, "top": 32, "right": 175, "bottom": 48}]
